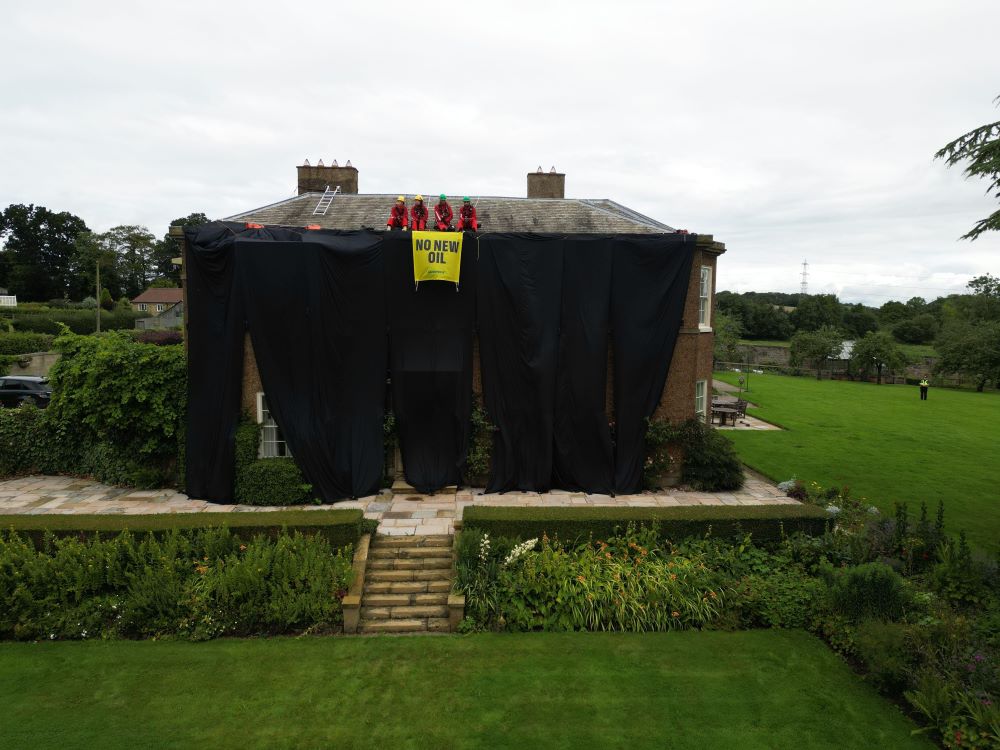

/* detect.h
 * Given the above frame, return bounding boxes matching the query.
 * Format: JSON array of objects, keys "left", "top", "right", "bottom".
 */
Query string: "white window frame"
[
  {"left": 155, "top": 303, "right": 165, "bottom": 312},
  {"left": 698, "top": 266, "right": 712, "bottom": 330},
  {"left": 137, "top": 303, "right": 148, "bottom": 311},
  {"left": 256, "top": 392, "right": 291, "bottom": 458},
  {"left": 695, "top": 380, "right": 707, "bottom": 422}
]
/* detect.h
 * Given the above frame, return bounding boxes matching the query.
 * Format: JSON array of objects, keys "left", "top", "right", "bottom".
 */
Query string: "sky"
[{"left": 1, "top": 0, "right": 997, "bottom": 306}]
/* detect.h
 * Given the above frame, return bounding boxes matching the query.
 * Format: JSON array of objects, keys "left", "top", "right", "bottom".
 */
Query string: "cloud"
[{"left": 1, "top": 0, "right": 997, "bottom": 304}]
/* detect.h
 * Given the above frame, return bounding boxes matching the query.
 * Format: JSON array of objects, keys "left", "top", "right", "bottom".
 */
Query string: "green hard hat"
[
  {"left": 463, "top": 196, "right": 470, "bottom": 202},
  {"left": 439, "top": 193, "right": 447, "bottom": 199}
]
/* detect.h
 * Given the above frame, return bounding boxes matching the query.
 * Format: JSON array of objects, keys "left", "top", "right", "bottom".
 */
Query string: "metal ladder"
[{"left": 312, "top": 185, "right": 341, "bottom": 216}]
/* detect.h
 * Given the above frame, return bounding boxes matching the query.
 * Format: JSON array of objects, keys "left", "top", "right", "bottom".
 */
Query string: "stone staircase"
[{"left": 358, "top": 534, "right": 455, "bottom": 634}]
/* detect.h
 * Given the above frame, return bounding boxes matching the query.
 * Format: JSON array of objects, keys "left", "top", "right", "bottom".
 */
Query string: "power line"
[{"left": 799, "top": 259, "right": 809, "bottom": 295}]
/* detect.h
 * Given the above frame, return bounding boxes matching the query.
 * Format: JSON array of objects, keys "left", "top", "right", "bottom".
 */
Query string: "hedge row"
[
  {"left": 460, "top": 504, "right": 830, "bottom": 544},
  {"left": 0, "top": 332, "right": 54, "bottom": 355},
  {"left": 1, "top": 309, "right": 148, "bottom": 334},
  {"left": 0, "top": 508, "right": 366, "bottom": 550},
  {"left": 233, "top": 420, "right": 315, "bottom": 505}
]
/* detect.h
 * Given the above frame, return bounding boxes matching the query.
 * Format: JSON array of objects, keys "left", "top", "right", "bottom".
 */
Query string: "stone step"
[
  {"left": 369, "top": 546, "right": 452, "bottom": 560},
  {"left": 364, "top": 580, "right": 452, "bottom": 595},
  {"left": 367, "top": 557, "right": 451, "bottom": 571},
  {"left": 363, "top": 592, "right": 449, "bottom": 607},
  {"left": 367, "top": 569, "right": 453, "bottom": 583},
  {"left": 371, "top": 534, "right": 453, "bottom": 548},
  {"left": 358, "top": 617, "right": 451, "bottom": 634},
  {"left": 361, "top": 604, "right": 450, "bottom": 620}
]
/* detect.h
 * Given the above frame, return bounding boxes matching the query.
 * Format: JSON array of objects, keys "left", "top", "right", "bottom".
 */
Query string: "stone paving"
[{"left": 0, "top": 473, "right": 796, "bottom": 536}]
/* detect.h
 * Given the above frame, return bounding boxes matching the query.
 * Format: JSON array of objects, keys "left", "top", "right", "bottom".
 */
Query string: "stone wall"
[{"left": 5, "top": 351, "right": 60, "bottom": 378}]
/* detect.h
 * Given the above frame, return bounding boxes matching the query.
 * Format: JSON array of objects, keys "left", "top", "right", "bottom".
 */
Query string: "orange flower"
[
  {"left": 709, "top": 590, "right": 717, "bottom": 599},
  {"left": 577, "top": 575, "right": 586, "bottom": 583},
  {"left": 670, "top": 573, "right": 677, "bottom": 581},
  {"left": 671, "top": 610, "right": 680, "bottom": 618},
  {"left": 239, "top": 544, "right": 247, "bottom": 552}
]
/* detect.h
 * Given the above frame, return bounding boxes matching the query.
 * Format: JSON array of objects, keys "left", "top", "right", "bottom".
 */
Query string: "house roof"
[
  {"left": 223, "top": 193, "right": 676, "bottom": 234},
  {"left": 132, "top": 287, "right": 184, "bottom": 304}
]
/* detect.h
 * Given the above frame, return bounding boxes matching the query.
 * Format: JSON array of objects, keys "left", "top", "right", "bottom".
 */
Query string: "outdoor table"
[{"left": 712, "top": 406, "right": 738, "bottom": 426}]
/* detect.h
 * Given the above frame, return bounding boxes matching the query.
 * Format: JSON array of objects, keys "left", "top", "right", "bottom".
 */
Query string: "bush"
[
  {"left": 233, "top": 420, "right": 315, "bottom": 505},
  {"left": 674, "top": 419, "right": 745, "bottom": 491},
  {"left": 466, "top": 400, "right": 495, "bottom": 484},
  {"left": 0, "top": 525, "right": 354, "bottom": 641},
  {"left": 739, "top": 569, "right": 822, "bottom": 628},
  {"left": 132, "top": 329, "right": 183, "bottom": 346},
  {"left": 855, "top": 621, "right": 914, "bottom": 693},
  {"left": 0, "top": 332, "right": 54, "bottom": 355},
  {"left": 461, "top": 505, "right": 830, "bottom": 546},
  {"left": 825, "top": 562, "right": 911, "bottom": 623}
]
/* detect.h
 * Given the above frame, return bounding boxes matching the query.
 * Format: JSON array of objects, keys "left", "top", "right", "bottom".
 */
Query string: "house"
[
  {"left": 177, "top": 160, "right": 728, "bottom": 498},
  {"left": 130, "top": 287, "right": 183, "bottom": 315},
  {"left": 135, "top": 301, "right": 183, "bottom": 330}
]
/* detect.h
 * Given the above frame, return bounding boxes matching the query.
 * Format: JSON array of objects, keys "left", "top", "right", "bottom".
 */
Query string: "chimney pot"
[
  {"left": 346, "top": 159, "right": 352, "bottom": 167},
  {"left": 549, "top": 166, "right": 556, "bottom": 173},
  {"left": 317, "top": 158, "right": 325, "bottom": 167},
  {"left": 303, "top": 158, "right": 311, "bottom": 166},
  {"left": 331, "top": 159, "right": 338, "bottom": 167},
  {"left": 536, "top": 165, "right": 543, "bottom": 173}
]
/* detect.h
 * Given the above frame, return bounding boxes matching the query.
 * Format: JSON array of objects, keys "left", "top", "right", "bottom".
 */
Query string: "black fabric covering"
[
  {"left": 476, "top": 235, "right": 565, "bottom": 493},
  {"left": 185, "top": 224, "right": 386, "bottom": 502},
  {"left": 476, "top": 233, "right": 695, "bottom": 495},
  {"left": 186, "top": 224, "right": 693, "bottom": 502},
  {"left": 383, "top": 235, "right": 476, "bottom": 492},
  {"left": 238, "top": 232, "right": 386, "bottom": 500},
  {"left": 610, "top": 236, "right": 695, "bottom": 493}
]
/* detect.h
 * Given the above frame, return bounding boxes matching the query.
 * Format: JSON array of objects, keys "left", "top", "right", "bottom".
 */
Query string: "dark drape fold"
[
  {"left": 553, "top": 239, "right": 614, "bottom": 494},
  {"left": 383, "top": 235, "right": 476, "bottom": 493},
  {"left": 611, "top": 235, "right": 696, "bottom": 493},
  {"left": 238, "top": 232, "right": 386, "bottom": 500}
]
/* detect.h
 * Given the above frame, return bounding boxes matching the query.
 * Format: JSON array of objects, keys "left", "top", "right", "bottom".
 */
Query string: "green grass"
[
  {"left": 715, "top": 372, "right": 1000, "bottom": 549},
  {"left": 0, "top": 632, "right": 929, "bottom": 750},
  {"left": 738, "top": 338, "right": 790, "bottom": 347}
]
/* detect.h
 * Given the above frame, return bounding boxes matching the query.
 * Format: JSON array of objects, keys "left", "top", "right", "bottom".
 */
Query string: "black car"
[{"left": 0, "top": 376, "right": 52, "bottom": 408}]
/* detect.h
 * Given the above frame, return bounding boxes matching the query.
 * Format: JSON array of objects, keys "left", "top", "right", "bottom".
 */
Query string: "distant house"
[
  {"left": 0, "top": 287, "right": 15, "bottom": 307},
  {"left": 131, "top": 287, "right": 184, "bottom": 330},
  {"left": 131, "top": 287, "right": 183, "bottom": 315}
]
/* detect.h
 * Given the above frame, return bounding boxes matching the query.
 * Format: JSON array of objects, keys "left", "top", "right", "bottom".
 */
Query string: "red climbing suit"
[
  {"left": 386, "top": 203, "right": 408, "bottom": 229},
  {"left": 434, "top": 201, "right": 453, "bottom": 231},
  {"left": 411, "top": 203, "right": 428, "bottom": 231},
  {"left": 457, "top": 203, "right": 478, "bottom": 231}
]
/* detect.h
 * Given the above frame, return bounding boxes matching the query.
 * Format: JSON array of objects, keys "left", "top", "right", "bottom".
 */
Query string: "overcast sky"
[{"left": 1, "top": 0, "right": 997, "bottom": 305}]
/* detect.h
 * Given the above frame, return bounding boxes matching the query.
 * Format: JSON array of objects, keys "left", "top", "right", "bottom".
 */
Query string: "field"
[
  {"left": 0, "top": 631, "right": 929, "bottom": 750},
  {"left": 716, "top": 372, "right": 1000, "bottom": 549}
]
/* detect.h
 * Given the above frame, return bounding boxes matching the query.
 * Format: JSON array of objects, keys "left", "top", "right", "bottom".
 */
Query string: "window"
[
  {"left": 155, "top": 303, "right": 165, "bottom": 312},
  {"left": 695, "top": 380, "right": 707, "bottom": 421},
  {"left": 137, "top": 303, "right": 148, "bottom": 311},
  {"left": 698, "top": 266, "right": 712, "bottom": 329},
  {"left": 256, "top": 393, "right": 291, "bottom": 457}
]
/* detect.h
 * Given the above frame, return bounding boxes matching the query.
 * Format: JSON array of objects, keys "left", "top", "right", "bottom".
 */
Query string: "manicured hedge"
[
  {"left": 2, "top": 308, "right": 148, "bottom": 334},
  {"left": 0, "top": 508, "right": 365, "bottom": 550},
  {"left": 233, "top": 420, "right": 315, "bottom": 505},
  {"left": 461, "top": 504, "right": 830, "bottom": 543},
  {"left": 0, "top": 332, "right": 54, "bottom": 355}
]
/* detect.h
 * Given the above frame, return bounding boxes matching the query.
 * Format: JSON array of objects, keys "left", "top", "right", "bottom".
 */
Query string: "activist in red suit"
[
  {"left": 387, "top": 196, "right": 408, "bottom": 230},
  {"left": 456, "top": 197, "right": 478, "bottom": 232},
  {"left": 410, "top": 195, "right": 428, "bottom": 230},
  {"left": 434, "top": 194, "right": 453, "bottom": 231}
]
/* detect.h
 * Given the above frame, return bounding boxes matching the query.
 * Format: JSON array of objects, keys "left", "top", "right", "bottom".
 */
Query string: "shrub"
[
  {"left": 233, "top": 420, "right": 315, "bottom": 506},
  {"left": 132, "top": 329, "right": 183, "bottom": 346},
  {"left": 466, "top": 399, "right": 494, "bottom": 484},
  {"left": 0, "top": 526, "right": 354, "bottom": 641},
  {"left": 461, "top": 505, "right": 830, "bottom": 546},
  {"left": 8, "top": 309, "right": 147, "bottom": 334},
  {"left": 825, "top": 562, "right": 911, "bottom": 623},
  {"left": 739, "top": 569, "right": 822, "bottom": 628},
  {"left": 855, "top": 621, "right": 915, "bottom": 693},
  {"left": 0, "top": 332, "right": 54, "bottom": 355},
  {"left": 674, "top": 419, "right": 745, "bottom": 491}
]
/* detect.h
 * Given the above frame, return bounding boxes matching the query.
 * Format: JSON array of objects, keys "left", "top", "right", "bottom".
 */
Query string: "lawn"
[
  {"left": 716, "top": 372, "right": 1000, "bottom": 549},
  {"left": 0, "top": 631, "right": 928, "bottom": 750}
]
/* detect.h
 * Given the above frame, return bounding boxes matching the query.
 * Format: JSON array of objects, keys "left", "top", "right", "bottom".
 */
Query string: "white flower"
[
  {"left": 826, "top": 505, "right": 841, "bottom": 515},
  {"left": 503, "top": 538, "right": 538, "bottom": 567},
  {"left": 868, "top": 506, "right": 880, "bottom": 515},
  {"left": 478, "top": 533, "right": 491, "bottom": 563}
]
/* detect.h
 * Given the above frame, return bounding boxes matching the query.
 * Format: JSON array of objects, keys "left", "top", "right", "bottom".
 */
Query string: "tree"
[
  {"left": 850, "top": 331, "right": 907, "bottom": 384},
  {"left": 70, "top": 230, "right": 121, "bottom": 302},
  {"left": 879, "top": 300, "right": 911, "bottom": 326},
  {"left": 0, "top": 204, "right": 89, "bottom": 300},
  {"left": 99, "top": 287, "right": 114, "bottom": 310},
  {"left": 790, "top": 294, "right": 844, "bottom": 333},
  {"left": 935, "top": 97, "right": 1000, "bottom": 240},
  {"left": 153, "top": 212, "right": 210, "bottom": 284},
  {"left": 934, "top": 274, "right": 1000, "bottom": 391},
  {"left": 843, "top": 303, "right": 879, "bottom": 338},
  {"left": 712, "top": 310, "right": 743, "bottom": 364},
  {"left": 103, "top": 225, "right": 157, "bottom": 298},
  {"left": 892, "top": 313, "right": 939, "bottom": 344},
  {"left": 790, "top": 326, "right": 844, "bottom": 380}
]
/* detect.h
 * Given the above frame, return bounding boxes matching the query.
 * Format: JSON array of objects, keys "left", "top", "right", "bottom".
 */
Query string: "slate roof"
[
  {"left": 223, "top": 193, "right": 675, "bottom": 234},
  {"left": 131, "top": 287, "right": 184, "bottom": 304}
]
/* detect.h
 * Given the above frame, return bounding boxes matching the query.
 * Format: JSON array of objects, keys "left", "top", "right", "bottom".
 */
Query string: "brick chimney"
[
  {"left": 527, "top": 166, "right": 565, "bottom": 199},
  {"left": 297, "top": 159, "right": 359, "bottom": 194}
]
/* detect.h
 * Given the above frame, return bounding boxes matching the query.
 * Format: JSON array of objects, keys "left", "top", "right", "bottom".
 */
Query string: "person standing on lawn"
[{"left": 919, "top": 378, "right": 929, "bottom": 400}]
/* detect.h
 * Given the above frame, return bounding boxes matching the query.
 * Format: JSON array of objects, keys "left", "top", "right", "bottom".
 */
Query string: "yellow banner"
[{"left": 412, "top": 231, "right": 463, "bottom": 284}]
